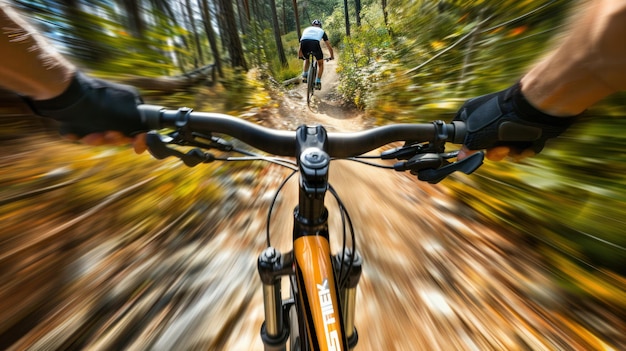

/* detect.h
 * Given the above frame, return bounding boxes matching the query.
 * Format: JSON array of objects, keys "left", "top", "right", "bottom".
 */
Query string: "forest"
[{"left": 4, "top": 0, "right": 626, "bottom": 337}]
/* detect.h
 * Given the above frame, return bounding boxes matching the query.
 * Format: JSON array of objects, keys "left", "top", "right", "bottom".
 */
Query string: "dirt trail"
[{"left": 3, "top": 55, "right": 625, "bottom": 350}]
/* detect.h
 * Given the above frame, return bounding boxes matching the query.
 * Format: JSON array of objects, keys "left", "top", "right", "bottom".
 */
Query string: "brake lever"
[
  {"left": 393, "top": 153, "right": 445, "bottom": 171},
  {"left": 145, "top": 131, "right": 215, "bottom": 167},
  {"left": 381, "top": 144, "right": 425, "bottom": 160},
  {"left": 167, "top": 130, "right": 234, "bottom": 153},
  {"left": 383, "top": 141, "right": 450, "bottom": 160},
  {"left": 417, "top": 152, "right": 484, "bottom": 184}
]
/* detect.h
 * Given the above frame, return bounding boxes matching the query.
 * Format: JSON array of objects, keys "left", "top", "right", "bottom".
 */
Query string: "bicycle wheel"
[{"left": 306, "top": 59, "right": 317, "bottom": 105}]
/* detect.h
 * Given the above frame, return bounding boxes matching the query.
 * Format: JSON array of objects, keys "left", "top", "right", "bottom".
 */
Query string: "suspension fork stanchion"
[
  {"left": 258, "top": 248, "right": 290, "bottom": 351},
  {"left": 334, "top": 250, "right": 362, "bottom": 350}
]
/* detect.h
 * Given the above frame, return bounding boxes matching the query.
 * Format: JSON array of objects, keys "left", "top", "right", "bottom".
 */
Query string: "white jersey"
[{"left": 300, "top": 26, "right": 327, "bottom": 41}]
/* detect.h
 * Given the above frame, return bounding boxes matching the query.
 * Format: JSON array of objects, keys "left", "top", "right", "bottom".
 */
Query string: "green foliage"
[
  {"left": 219, "top": 68, "right": 268, "bottom": 113},
  {"left": 334, "top": 4, "right": 393, "bottom": 110},
  {"left": 272, "top": 31, "right": 304, "bottom": 82},
  {"left": 240, "top": 21, "right": 300, "bottom": 84},
  {"left": 299, "top": 0, "right": 337, "bottom": 25},
  {"left": 275, "top": 59, "right": 304, "bottom": 82},
  {"left": 343, "top": 0, "right": 572, "bottom": 118},
  {"left": 320, "top": 6, "right": 347, "bottom": 47},
  {"left": 281, "top": 31, "right": 302, "bottom": 58}
]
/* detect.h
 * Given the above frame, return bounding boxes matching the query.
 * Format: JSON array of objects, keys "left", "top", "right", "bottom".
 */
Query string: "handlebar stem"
[{"left": 296, "top": 125, "right": 330, "bottom": 223}]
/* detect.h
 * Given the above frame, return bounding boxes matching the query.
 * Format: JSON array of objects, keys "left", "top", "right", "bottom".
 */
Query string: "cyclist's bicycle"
[
  {"left": 138, "top": 105, "right": 484, "bottom": 351},
  {"left": 302, "top": 51, "right": 332, "bottom": 106}
]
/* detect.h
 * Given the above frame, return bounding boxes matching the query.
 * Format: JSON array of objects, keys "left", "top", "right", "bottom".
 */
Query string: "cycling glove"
[
  {"left": 26, "top": 71, "right": 148, "bottom": 137},
  {"left": 453, "top": 82, "right": 578, "bottom": 154}
]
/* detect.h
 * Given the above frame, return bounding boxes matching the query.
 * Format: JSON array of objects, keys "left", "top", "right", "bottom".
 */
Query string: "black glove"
[
  {"left": 25, "top": 71, "right": 148, "bottom": 137},
  {"left": 453, "top": 82, "right": 578, "bottom": 154}
]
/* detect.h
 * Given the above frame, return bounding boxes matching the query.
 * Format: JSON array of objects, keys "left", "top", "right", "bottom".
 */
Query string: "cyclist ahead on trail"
[{"left": 298, "top": 19, "right": 334, "bottom": 90}]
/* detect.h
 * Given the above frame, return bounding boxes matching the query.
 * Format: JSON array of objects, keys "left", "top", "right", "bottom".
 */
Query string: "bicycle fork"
[
  {"left": 258, "top": 247, "right": 362, "bottom": 351},
  {"left": 258, "top": 125, "right": 362, "bottom": 351},
  {"left": 258, "top": 247, "right": 291, "bottom": 351},
  {"left": 334, "top": 249, "right": 362, "bottom": 349}
]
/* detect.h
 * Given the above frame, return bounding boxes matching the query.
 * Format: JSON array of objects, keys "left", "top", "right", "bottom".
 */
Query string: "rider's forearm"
[
  {"left": 0, "top": 5, "right": 76, "bottom": 100},
  {"left": 521, "top": 0, "right": 626, "bottom": 116},
  {"left": 325, "top": 42, "right": 334, "bottom": 58}
]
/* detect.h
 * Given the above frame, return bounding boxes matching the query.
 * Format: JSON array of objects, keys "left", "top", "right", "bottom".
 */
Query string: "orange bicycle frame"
[{"left": 293, "top": 223, "right": 347, "bottom": 351}]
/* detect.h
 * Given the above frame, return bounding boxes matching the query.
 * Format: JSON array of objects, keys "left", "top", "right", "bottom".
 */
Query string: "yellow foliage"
[
  {"left": 544, "top": 245, "right": 626, "bottom": 310},
  {"left": 430, "top": 40, "right": 446, "bottom": 50}
]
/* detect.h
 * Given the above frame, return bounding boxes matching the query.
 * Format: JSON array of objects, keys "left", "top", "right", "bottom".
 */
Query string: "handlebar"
[
  {"left": 138, "top": 104, "right": 484, "bottom": 183},
  {"left": 138, "top": 105, "right": 468, "bottom": 158}
]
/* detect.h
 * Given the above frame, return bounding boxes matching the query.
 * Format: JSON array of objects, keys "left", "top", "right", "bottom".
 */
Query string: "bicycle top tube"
[{"left": 138, "top": 104, "right": 467, "bottom": 158}]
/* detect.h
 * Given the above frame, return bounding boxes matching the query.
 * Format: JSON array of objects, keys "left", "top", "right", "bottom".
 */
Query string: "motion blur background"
[{"left": 1, "top": 0, "right": 624, "bottom": 349}]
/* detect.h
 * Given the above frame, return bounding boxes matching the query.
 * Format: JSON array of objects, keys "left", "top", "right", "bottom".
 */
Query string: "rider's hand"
[
  {"left": 453, "top": 82, "right": 578, "bottom": 161},
  {"left": 66, "top": 131, "right": 148, "bottom": 154},
  {"left": 25, "top": 71, "right": 149, "bottom": 153}
]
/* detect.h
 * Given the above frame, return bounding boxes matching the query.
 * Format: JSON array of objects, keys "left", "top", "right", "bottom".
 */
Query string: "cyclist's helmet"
[{"left": 312, "top": 19, "right": 322, "bottom": 27}]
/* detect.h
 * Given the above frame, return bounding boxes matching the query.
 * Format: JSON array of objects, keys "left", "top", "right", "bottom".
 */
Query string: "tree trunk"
[
  {"left": 175, "top": 1, "right": 193, "bottom": 73},
  {"left": 199, "top": 0, "right": 223, "bottom": 78},
  {"left": 236, "top": 0, "right": 250, "bottom": 36},
  {"left": 269, "top": 0, "right": 288, "bottom": 67},
  {"left": 382, "top": 0, "right": 389, "bottom": 29},
  {"left": 216, "top": 0, "right": 248, "bottom": 70},
  {"left": 185, "top": 0, "right": 203, "bottom": 67},
  {"left": 355, "top": 0, "right": 362, "bottom": 27},
  {"left": 343, "top": 0, "right": 351, "bottom": 36},
  {"left": 292, "top": 0, "right": 301, "bottom": 39},
  {"left": 121, "top": 0, "right": 144, "bottom": 37},
  {"left": 282, "top": 0, "right": 287, "bottom": 34},
  {"left": 241, "top": 0, "right": 251, "bottom": 20},
  {"left": 215, "top": 0, "right": 228, "bottom": 55}
]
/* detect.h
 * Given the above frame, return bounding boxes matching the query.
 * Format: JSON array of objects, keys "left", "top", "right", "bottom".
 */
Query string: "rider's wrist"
[
  {"left": 519, "top": 73, "right": 589, "bottom": 117},
  {"left": 26, "top": 71, "right": 85, "bottom": 114},
  {"left": 509, "top": 81, "right": 578, "bottom": 127},
  {"left": 40, "top": 71, "right": 83, "bottom": 103},
  {"left": 34, "top": 64, "right": 76, "bottom": 101}
]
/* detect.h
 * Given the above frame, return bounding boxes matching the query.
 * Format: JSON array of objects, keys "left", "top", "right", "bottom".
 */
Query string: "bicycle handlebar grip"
[
  {"left": 451, "top": 120, "right": 467, "bottom": 144},
  {"left": 138, "top": 104, "right": 165, "bottom": 130}
]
